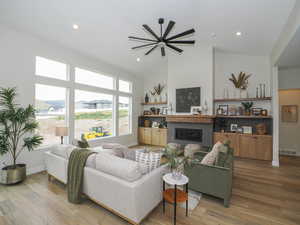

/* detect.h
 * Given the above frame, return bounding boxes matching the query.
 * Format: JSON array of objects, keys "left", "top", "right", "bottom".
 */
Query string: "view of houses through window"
[{"left": 35, "top": 56, "right": 132, "bottom": 145}]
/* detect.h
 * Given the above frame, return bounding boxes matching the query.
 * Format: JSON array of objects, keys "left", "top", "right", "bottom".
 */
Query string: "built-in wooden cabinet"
[
  {"left": 214, "top": 132, "right": 272, "bottom": 161},
  {"left": 138, "top": 127, "right": 167, "bottom": 146}
]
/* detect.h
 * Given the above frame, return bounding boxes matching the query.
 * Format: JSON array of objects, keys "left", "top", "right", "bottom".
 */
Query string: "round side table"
[{"left": 163, "top": 173, "right": 189, "bottom": 225}]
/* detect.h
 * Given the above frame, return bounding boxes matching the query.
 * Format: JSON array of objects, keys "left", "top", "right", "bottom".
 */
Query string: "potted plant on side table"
[
  {"left": 0, "top": 87, "right": 43, "bottom": 184},
  {"left": 163, "top": 145, "right": 189, "bottom": 180}
]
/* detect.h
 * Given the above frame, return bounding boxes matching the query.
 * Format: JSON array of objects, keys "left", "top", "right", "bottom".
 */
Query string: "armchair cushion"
[{"left": 201, "top": 142, "right": 222, "bottom": 165}]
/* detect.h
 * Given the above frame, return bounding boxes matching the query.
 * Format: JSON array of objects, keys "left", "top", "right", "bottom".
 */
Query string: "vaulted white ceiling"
[{"left": 0, "top": 0, "right": 296, "bottom": 75}]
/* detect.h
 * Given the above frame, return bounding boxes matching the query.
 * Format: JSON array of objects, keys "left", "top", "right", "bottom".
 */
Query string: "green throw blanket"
[{"left": 67, "top": 148, "right": 95, "bottom": 204}]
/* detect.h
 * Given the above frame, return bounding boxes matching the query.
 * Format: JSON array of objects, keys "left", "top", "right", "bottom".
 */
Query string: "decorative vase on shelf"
[
  {"left": 240, "top": 89, "right": 247, "bottom": 98},
  {"left": 145, "top": 93, "right": 149, "bottom": 103},
  {"left": 159, "top": 95, "right": 162, "bottom": 102}
]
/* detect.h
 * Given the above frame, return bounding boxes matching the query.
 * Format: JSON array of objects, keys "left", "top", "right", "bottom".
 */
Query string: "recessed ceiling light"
[
  {"left": 236, "top": 31, "right": 242, "bottom": 36},
  {"left": 73, "top": 24, "right": 79, "bottom": 30},
  {"left": 136, "top": 58, "right": 140, "bottom": 62}
]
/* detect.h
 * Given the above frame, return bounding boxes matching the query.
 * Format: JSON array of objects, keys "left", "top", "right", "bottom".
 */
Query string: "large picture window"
[
  {"left": 35, "top": 84, "right": 67, "bottom": 145},
  {"left": 119, "top": 79, "right": 132, "bottom": 93},
  {"left": 119, "top": 96, "right": 131, "bottom": 135},
  {"left": 75, "top": 90, "right": 114, "bottom": 140},
  {"left": 75, "top": 67, "right": 114, "bottom": 90},
  {"left": 35, "top": 56, "right": 133, "bottom": 145},
  {"left": 36, "top": 56, "right": 67, "bottom": 80}
]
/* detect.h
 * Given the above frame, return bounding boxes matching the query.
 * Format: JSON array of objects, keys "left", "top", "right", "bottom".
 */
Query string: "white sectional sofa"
[{"left": 45, "top": 145, "right": 167, "bottom": 225}]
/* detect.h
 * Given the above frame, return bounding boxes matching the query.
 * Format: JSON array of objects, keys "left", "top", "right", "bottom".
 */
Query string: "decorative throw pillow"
[
  {"left": 124, "top": 148, "right": 145, "bottom": 161},
  {"left": 201, "top": 142, "right": 222, "bottom": 165},
  {"left": 135, "top": 151, "right": 162, "bottom": 174},
  {"left": 215, "top": 144, "right": 229, "bottom": 167}
]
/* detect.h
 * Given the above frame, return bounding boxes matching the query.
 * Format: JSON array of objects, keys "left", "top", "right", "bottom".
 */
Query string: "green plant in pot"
[
  {"left": 0, "top": 87, "right": 43, "bottom": 184},
  {"left": 241, "top": 101, "right": 253, "bottom": 116},
  {"left": 162, "top": 145, "right": 189, "bottom": 180}
]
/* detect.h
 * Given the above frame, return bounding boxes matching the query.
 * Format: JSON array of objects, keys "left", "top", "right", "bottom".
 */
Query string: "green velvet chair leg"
[{"left": 224, "top": 198, "right": 230, "bottom": 207}]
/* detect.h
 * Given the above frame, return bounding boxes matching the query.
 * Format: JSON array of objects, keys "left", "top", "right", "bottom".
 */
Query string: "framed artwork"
[
  {"left": 252, "top": 108, "right": 262, "bottom": 116},
  {"left": 230, "top": 124, "right": 238, "bottom": 132},
  {"left": 218, "top": 105, "right": 228, "bottom": 115},
  {"left": 282, "top": 105, "right": 298, "bottom": 122},
  {"left": 176, "top": 87, "right": 201, "bottom": 113},
  {"left": 190, "top": 106, "right": 202, "bottom": 115},
  {"left": 242, "top": 126, "right": 252, "bottom": 134}
]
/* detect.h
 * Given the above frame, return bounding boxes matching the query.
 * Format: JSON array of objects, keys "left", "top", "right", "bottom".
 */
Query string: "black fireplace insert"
[{"left": 175, "top": 128, "right": 202, "bottom": 142}]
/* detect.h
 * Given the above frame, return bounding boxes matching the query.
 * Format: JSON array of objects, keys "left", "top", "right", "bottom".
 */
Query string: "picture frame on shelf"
[
  {"left": 242, "top": 126, "right": 252, "bottom": 134},
  {"left": 252, "top": 108, "right": 262, "bottom": 116},
  {"left": 218, "top": 105, "right": 228, "bottom": 115},
  {"left": 190, "top": 106, "right": 202, "bottom": 115},
  {"left": 228, "top": 105, "right": 237, "bottom": 116},
  {"left": 230, "top": 124, "right": 238, "bottom": 132}
]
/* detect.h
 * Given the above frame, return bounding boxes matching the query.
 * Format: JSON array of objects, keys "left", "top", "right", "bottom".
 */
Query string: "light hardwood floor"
[{"left": 0, "top": 156, "right": 300, "bottom": 225}]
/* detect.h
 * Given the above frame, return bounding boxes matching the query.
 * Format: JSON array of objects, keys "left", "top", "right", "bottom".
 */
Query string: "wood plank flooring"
[{"left": 0, "top": 156, "right": 299, "bottom": 225}]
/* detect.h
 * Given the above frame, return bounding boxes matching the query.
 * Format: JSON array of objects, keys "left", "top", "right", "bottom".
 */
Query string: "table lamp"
[{"left": 55, "top": 126, "right": 68, "bottom": 144}]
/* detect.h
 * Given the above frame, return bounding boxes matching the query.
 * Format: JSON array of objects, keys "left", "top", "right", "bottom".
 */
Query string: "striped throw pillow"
[{"left": 136, "top": 151, "right": 162, "bottom": 174}]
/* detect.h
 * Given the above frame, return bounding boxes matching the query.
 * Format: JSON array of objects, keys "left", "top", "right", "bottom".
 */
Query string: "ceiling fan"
[{"left": 129, "top": 18, "right": 195, "bottom": 57}]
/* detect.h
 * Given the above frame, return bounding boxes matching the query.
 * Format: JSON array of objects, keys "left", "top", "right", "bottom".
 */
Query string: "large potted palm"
[{"left": 0, "top": 87, "right": 43, "bottom": 184}]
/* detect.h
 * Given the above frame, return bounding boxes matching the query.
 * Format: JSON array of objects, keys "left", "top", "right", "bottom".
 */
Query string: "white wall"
[
  {"left": 279, "top": 67, "right": 300, "bottom": 89},
  {"left": 167, "top": 44, "right": 214, "bottom": 115},
  {"left": 279, "top": 89, "right": 300, "bottom": 156},
  {"left": 0, "top": 25, "right": 143, "bottom": 174},
  {"left": 214, "top": 51, "right": 272, "bottom": 112},
  {"left": 278, "top": 68, "right": 300, "bottom": 156}
]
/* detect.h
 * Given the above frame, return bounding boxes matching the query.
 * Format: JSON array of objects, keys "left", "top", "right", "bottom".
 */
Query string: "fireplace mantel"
[{"left": 166, "top": 115, "right": 215, "bottom": 124}]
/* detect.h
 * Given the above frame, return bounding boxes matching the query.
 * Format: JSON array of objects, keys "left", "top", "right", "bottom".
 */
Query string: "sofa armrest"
[{"left": 133, "top": 165, "right": 168, "bottom": 222}]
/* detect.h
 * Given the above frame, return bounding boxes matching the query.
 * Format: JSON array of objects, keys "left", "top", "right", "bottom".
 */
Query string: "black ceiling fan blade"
[
  {"left": 166, "top": 29, "right": 195, "bottom": 41},
  {"left": 128, "top": 36, "right": 157, "bottom": 42},
  {"left": 132, "top": 42, "right": 157, "bottom": 49},
  {"left": 167, "top": 40, "right": 195, "bottom": 44},
  {"left": 166, "top": 44, "right": 183, "bottom": 53},
  {"left": 161, "top": 46, "right": 166, "bottom": 56},
  {"left": 162, "top": 21, "right": 175, "bottom": 39},
  {"left": 145, "top": 45, "right": 158, "bottom": 55},
  {"left": 142, "top": 24, "right": 160, "bottom": 40}
]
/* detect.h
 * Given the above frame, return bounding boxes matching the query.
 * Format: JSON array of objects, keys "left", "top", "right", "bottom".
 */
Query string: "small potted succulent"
[{"left": 241, "top": 102, "right": 253, "bottom": 116}]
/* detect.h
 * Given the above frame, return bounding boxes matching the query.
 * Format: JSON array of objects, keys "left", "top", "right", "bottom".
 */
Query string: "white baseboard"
[
  {"left": 272, "top": 160, "right": 280, "bottom": 167},
  {"left": 27, "top": 164, "right": 46, "bottom": 175}
]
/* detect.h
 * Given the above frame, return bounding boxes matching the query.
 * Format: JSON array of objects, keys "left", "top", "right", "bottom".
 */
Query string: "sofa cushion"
[
  {"left": 85, "top": 154, "right": 97, "bottom": 168},
  {"left": 201, "top": 142, "right": 222, "bottom": 165},
  {"left": 136, "top": 151, "right": 162, "bottom": 173},
  {"left": 124, "top": 148, "right": 145, "bottom": 161},
  {"left": 95, "top": 153, "right": 142, "bottom": 182},
  {"left": 51, "top": 144, "right": 76, "bottom": 159}
]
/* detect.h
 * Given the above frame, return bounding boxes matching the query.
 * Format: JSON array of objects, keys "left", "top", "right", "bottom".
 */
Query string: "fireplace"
[
  {"left": 166, "top": 115, "right": 214, "bottom": 147},
  {"left": 175, "top": 128, "right": 202, "bottom": 142}
]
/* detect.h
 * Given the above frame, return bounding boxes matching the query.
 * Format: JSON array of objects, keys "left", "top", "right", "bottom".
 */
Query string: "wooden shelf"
[
  {"left": 214, "top": 97, "right": 272, "bottom": 102},
  {"left": 140, "top": 115, "right": 166, "bottom": 118},
  {"left": 216, "top": 115, "right": 272, "bottom": 119},
  {"left": 141, "top": 102, "right": 168, "bottom": 105}
]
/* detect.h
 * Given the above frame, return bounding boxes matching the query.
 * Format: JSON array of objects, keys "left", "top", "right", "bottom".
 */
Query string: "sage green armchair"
[{"left": 184, "top": 146, "right": 234, "bottom": 207}]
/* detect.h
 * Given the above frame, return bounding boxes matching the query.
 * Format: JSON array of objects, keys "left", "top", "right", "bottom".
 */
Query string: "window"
[
  {"left": 119, "top": 96, "right": 131, "bottom": 135},
  {"left": 119, "top": 79, "right": 132, "bottom": 93},
  {"left": 75, "top": 90, "right": 114, "bottom": 140},
  {"left": 75, "top": 67, "right": 114, "bottom": 90},
  {"left": 35, "top": 84, "right": 67, "bottom": 145},
  {"left": 36, "top": 56, "right": 67, "bottom": 80}
]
